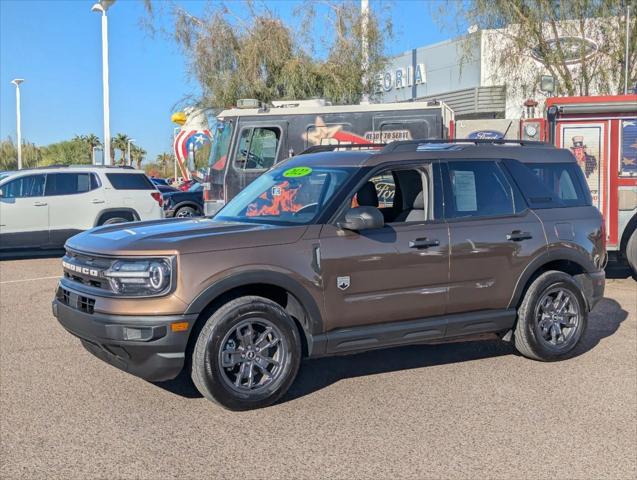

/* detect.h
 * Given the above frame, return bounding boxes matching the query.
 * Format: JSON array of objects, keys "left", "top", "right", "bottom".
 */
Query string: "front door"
[
  {"left": 0, "top": 173, "right": 49, "bottom": 248},
  {"left": 319, "top": 162, "right": 450, "bottom": 332}
]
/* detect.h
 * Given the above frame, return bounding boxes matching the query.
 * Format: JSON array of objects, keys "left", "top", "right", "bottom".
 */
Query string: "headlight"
[{"left": 104, "top": 258, "right": 172, "bottom": 296}]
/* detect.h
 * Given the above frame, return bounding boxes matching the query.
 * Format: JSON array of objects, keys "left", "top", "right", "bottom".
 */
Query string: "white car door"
[
  {"left": 102, "top": 172, "right": 162, "bottom": 220},
  {"left": 45, "top": 172, "right": 105, "bottom": 245},
  {"left": 0, "top": 173, "right": 49, "bottom": 248}
]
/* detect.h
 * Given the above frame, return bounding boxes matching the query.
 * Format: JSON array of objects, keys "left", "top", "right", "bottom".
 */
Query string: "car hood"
[{"left": 65, "top": 218, "right": 308, "bottom": 256}]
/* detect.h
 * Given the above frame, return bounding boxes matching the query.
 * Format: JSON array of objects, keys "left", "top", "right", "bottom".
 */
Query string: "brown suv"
[{"left": 53, "top": 140, "right": 606, "bottom": 410}]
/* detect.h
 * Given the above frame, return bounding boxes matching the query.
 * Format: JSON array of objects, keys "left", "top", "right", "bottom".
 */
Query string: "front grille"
[
  {"left": 63, "top": 250, "right": 113, "bottom": 292},
  {"left": 78, "top": 296, "right": 95, "bottom": 314}
]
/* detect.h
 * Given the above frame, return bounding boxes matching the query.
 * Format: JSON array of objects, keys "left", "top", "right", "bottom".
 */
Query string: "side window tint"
[
  {"left": 45, "top": 173, "right": 94, "bottom": 196},
  {"left": 444, "top": 161, "right": 514, "bottom": 219},
  {"left": 502, "top": 159, "right": 590, "bottom": 208},
  {"left": 105, "top": 173, "right": 155, "bottom": 190},
  {"left": 234, "top": 127, "right": 280, "bottom": 170},
  {"left": 2, "top": 175, "right": 45, "bottom": 198}
]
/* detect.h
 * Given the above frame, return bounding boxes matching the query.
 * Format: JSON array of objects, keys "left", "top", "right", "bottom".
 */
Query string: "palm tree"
[
  {"left": 156, "top": 152, "right": 174, "bottom": 177},
  {"left": 76, "top": 134, "right": 101, "bottom": 163},
  {"left": 111, "top": 133, "right": 130, "bottom": 165},
  {"left": 131, "top": 145, "right": 147, "bottom": 170}
]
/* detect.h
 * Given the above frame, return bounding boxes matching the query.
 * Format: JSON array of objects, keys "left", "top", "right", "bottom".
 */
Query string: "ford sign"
[{"left": 467, "top": 130, "right": 504, "bottom": 140}]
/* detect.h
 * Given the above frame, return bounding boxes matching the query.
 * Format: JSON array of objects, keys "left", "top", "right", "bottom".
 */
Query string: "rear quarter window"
[
  {"left": 105, "top": 173, "right": 155, "bottom": 190},
  {"left": 502, "top": 159, "right": 592, "bottom": 209}
]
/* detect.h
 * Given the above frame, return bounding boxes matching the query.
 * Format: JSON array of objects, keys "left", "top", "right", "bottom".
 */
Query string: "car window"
[
  {"left": 1, "top": 174, "right": 45, "bottom": 198},
  {"left": 105, "top": 173, "right": 155, "bottom": 190},
  {"left": 502, "top": 159, "right": 591, "bottom": 208},
  {"left": 234, "top": 127, "right": 281, "bottom": 171},
  {"left": 45, "top": 173, "right": 98, "bottom": 196},
  {"left": 443, "top": 161, "right": 515, "bottom": 219},
  {"left": 352, "top": 165, "right": 439, "bottom": 224}
]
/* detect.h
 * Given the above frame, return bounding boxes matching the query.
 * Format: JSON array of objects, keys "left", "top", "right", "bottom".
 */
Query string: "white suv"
[{"left": 0, "top": 166, "right": 163, "bottom": 251}]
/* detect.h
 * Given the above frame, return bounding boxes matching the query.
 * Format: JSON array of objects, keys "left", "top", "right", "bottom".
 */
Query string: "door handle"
[
  {"left": 409, "top": 238, "right": 440, "bottom": 249},
  {"left": 91, "top": 199, "right": 105, "bottom": 204},
  {"left": 507, "top": 231, "right": 533, "bottom": 241},
  {"left": 33, "top": 201, "right": 47, "bottom": 207}
]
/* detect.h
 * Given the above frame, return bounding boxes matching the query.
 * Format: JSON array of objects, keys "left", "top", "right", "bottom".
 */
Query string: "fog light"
[{"left": 123, "top": 327, "right": 143, "bottom": 340}]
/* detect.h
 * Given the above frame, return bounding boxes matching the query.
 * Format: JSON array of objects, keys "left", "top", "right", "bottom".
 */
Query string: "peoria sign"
[{"left": 378, "top": 63, "right": 427, "bottom": 92}]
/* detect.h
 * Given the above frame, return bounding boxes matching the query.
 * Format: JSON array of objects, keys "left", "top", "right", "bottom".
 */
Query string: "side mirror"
[{"left": 338, "top": 206, "right": 384, "bottom": 231}]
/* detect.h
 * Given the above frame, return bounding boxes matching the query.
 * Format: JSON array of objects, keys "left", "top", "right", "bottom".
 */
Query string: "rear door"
[
  {"left": 442, "top": 160, "right": 546, "bottom": 315},
  {"left": 226, "top": 121, "right": 288, "bottom": 201},
  {"left": 0, "top": 173, "right": 48, "bottom": 248},
  {"left": 103, "top": 172, "right": 160, "bottom": 220},
  {"left": 46, "top": 172, "right": 104, "bottom": 245}
]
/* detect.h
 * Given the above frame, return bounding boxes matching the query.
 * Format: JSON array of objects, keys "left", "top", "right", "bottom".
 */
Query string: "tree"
[
  {"left": 0, "top": 137, "right": 41, "bottom": 170},
  {"left": 436, "top": 0, "right": 637, "bottom": 97},
  {"left": 111, "top": 133, "right": 131, "bottom": 165},
  {"left": 143, "top": 0, "right": 392, "bottom": 107},
  {"left": 156, "top": 152, "right": 175, "bottom": 177},
  {"left": 73, "top": 134, "right": 102, "bottom": 163},
  {"left": 130, "top": 144, "right": 147, "bottom": 170}
]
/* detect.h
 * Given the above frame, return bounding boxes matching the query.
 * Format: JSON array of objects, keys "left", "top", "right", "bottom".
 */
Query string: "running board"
[{"left": 309, "top": 309, "right": 516, "bottom": 357}]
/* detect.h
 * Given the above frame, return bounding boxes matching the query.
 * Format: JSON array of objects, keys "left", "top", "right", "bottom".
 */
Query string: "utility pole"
[
  {"left": 11, "top": 79, "right": 24, "bottom": 170},
  {"left": 92, "top": 1, "right": 115, "bottom": 165}
]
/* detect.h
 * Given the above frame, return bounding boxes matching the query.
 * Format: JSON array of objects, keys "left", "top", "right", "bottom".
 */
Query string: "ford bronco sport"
[{"left": 53, "top": 140, "right": 606, "bottom": 410}]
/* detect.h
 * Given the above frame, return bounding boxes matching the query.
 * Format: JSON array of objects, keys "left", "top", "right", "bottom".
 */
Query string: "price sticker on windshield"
[{"left": 283, "top": 166, "right": 312, "bottom": 178}]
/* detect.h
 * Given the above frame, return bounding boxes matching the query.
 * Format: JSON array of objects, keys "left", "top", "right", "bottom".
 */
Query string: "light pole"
[
  {"left": 127, "top": 139, "right": 135, "bottom": 166},
  {"left": 92, "top": 1, "right": 115, "bottom": 165},
  {"left": 11, "top": 79, "right": 24, "bottom": 170}
]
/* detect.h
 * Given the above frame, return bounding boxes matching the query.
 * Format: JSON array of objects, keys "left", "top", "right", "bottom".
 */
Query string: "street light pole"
[
  {"left": 11, "top": 79, "right": 24, "bottom": 170},
  {"left": 127, "top": 139, "right": 135, "bottom": 166},
  {"left": 92, "top": 1, "right": 115, "bottom": 165}
]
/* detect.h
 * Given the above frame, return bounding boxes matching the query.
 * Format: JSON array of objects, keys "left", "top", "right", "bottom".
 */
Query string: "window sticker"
[
  {"left": 283, "top": 166, "right": 312, "bottom": 178},
  {"left": 452, "top": 170, "right": 477, "bottom": 212}
]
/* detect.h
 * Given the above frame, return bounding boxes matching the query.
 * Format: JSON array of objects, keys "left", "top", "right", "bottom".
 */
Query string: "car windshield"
[{"left": 215, "top": 165, "right": 354, "bottom": 225}]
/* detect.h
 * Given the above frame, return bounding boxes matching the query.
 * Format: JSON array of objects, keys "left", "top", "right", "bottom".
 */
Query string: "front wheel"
[
  {"left": 175, "top": 206, "right": 198, "bottom": 218},
  {"left": 191, "top": 296, "right": 301, "bottom": 410},
  {"left": 514, "top": 271, "right": 587, "bottom": 361},
  {"left": 625, "top": 229, "right": 637, "bottom": 277}
]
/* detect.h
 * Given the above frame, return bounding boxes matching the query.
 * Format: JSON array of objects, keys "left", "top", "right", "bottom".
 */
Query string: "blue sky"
[{"left": 0, "top": 0, "right": 456, "bottom": 161}]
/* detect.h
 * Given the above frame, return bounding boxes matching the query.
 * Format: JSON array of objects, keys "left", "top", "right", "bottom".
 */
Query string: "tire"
[
  {"left": 625, "top": 229, "right": 637, "bottom": 277},
  {"left": 191, "top": 296, "right": 301, "bottom": 410},
  {"left": 514, "top": 271, "right": 587, "bottom": 361},
  {"left": 175, "top": 206, "right": 198, "bottom": 218}
]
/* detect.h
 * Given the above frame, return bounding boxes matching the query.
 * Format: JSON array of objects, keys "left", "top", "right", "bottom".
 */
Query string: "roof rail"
[
  {"left": 29, "top": 164, "right": 136, "bottom": 170},
  {"left": 382, "top": 138, "right": 552, "bottom": 154},
  {"left": 299, "top": 143, "right": 386, "bottom": 155}
]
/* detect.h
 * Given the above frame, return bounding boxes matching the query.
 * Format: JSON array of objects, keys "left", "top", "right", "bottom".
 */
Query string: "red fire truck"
[{"left": 531, "top": 95, "right": 637, "bottom": 274}]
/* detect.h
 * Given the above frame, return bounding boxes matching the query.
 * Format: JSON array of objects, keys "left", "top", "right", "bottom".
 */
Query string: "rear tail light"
[{"left": 151, "top": 191, "right": 163, "bottom": 207}]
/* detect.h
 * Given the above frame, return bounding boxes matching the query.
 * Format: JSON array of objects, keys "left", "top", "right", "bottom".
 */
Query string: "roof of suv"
[
  {"left": 287, "top": 140, "right": 576, "bottom": 170},
  {"left": 0, "top": 165, "right": 144, "bottom": 177}
]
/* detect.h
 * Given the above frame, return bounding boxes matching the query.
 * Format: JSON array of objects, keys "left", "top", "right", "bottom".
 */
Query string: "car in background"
[
  {"left": 0, "top": 165, "right": 164, "bottom": 251},
  {"left": 155, "top": 184, "right": 179, "bottom": 194},
  {"left": 163, "top": 181, "right": 204, "bottom": 217},
  {"left": 150, "top": 177, "right": 170, "bottom": 187}
]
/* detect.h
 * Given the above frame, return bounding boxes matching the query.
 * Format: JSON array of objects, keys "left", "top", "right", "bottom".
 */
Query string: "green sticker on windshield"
[{"left": 283, "top": 166, "right": 312, "bottom": 178}]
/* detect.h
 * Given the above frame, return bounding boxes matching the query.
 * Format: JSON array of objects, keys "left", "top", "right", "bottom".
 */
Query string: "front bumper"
[
  {"left": 163, "top": 207, "right": 177, "bottom": 218},
  {"left": 52, "top": 288, "right": 198, "bottom": 382}
]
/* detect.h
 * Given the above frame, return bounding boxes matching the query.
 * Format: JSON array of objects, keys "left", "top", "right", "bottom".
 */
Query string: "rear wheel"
[
  {"left": 101, "top": 216, "right": 129, "bottom": 225},
  {"left": 191, "top": 296, "right": 301, "bottom": 410},
  {"left": 175, "top": 206, "right": 198, "bottom": 218},
  {"left": 514, "top": 271, "right": 587, "bottom": 361}
]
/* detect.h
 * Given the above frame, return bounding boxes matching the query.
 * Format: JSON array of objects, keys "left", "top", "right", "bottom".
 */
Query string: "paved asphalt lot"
[{"left": 0, "top": 257, "right": 635, "bottom": 479}]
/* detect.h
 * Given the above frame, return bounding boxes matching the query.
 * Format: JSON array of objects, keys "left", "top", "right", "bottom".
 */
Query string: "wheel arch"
[
  {"left": 173, "top": 201, "right": 202, "bottom": 214},
  {"left": 619, "top": 211, "right": 637, "bottom": 258},
  {"left": 94, "top": 208, "right": 140, "bottom": 226},
  {"left": 184, "top": 271, "right": 325, "bottom": 359},
  {"left": 508, "top": 249, "right": 596, "bottom": 311}
]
